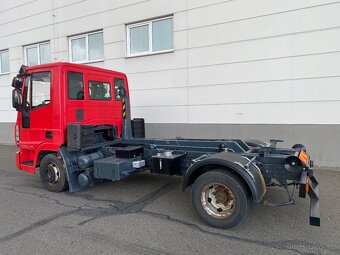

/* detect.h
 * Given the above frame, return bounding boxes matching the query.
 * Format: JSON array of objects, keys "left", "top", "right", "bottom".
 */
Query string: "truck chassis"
[{"left": 11, "top": 63, "right": 320, "bottom": 228}]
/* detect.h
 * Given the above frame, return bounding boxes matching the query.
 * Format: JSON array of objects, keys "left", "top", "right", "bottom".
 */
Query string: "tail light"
[
  {"left": 305, "top": 178, "right": 309, "bottom": 193},
  {"left": 15, "top": 125, "right": 20, "bottom": 145},
  {"left": 298, "top": 150, "right": 309, "bottom": 166}
]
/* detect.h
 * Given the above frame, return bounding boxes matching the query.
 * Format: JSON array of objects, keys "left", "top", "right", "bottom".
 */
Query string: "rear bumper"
[{"left": 299, "top": 169, "right": 320, "bottom": 226}]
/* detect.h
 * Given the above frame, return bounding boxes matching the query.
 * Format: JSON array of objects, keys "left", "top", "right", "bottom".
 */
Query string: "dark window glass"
[
  {"left": 114, "top": 78, "right": 125, "bottom": 101},
  {"left": 89, "top": 81, "right": 111, "bottom": 100},
  {"left": 68, "top": 72, "right": 84, "bottom": 100},
  {"left": 31, "top": 72, "right": 51, "bottom": 109},
  {"left": 24, "top": 76, "right": 31, "bottom": 112}
]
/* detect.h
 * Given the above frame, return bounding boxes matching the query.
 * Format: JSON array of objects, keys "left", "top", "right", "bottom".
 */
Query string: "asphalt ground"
[{"left": 0, "top": 144, "right": 339, "bottom": 255}]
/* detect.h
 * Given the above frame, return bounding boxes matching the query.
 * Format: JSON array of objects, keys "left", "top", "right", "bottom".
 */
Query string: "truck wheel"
[
  {"left": 191, "top": 170, "right": 248, "bottom": 229},
  {"left": 39, "top": 154, "right": 68, "bottom": 192}
]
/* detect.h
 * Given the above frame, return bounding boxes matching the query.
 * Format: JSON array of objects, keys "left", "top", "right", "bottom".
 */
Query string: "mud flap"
[
  {"left": 299, "top": 170, "right": 320, "bottom": 226},
  {"left": 58, "top": 146, "right": 82, "bottom": 193}
]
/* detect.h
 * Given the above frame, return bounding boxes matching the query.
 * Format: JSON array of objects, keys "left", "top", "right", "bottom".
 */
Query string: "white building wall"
[
  {"left": 1, "top": 0, "right": 340, "bottom": 124},
  {"left": 0, "top": 0, "right": 340, "bottom": 166},
  {"left": 130, "top": 0, "right": 340, "bottom": 124}
]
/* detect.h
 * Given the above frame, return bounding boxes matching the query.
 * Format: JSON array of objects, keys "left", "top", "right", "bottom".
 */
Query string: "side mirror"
[
  {"left": 12, "top": 76, "right": 23, "bottom": 89},
  {"left": 12, "top": 89, "right": 22, "bottom": 111}
]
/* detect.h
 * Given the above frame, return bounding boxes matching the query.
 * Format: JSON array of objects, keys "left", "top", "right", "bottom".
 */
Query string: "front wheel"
[
  {"left": 39, "top": 154, "right": 68, "bottom": 192},
  {"left": 191, "top": 170, "right": 249, "bottom": 228}
]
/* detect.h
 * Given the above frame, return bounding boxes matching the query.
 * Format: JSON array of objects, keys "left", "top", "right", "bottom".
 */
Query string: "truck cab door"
[{"left": 20, "top": 71, "right": 53, "bottom": 152}]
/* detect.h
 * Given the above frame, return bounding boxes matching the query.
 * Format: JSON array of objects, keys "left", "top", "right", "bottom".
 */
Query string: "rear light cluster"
[
  {"left": 298, "top": 150, "right": 309, "bottom": 166},
  {"left": 15, "top": 125, "right": 20, "bottom": 145}
]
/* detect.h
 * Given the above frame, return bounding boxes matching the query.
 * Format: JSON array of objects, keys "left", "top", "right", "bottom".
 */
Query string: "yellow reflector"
[{"left": 298, "top": 150, "right": 308, "bottom": 166}]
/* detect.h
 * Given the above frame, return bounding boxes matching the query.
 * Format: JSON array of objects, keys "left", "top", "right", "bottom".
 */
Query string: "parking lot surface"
[{"left": 0, "top": 144, "right": 339, "bottom": 255}]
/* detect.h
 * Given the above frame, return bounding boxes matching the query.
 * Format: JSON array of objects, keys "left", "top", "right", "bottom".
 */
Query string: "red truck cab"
[{"left": 13, "top": 62, "right": 128, "bottom": 173}]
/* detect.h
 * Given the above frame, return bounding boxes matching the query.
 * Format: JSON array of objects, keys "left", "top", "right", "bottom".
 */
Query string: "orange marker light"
[
  {"left": 298, "top": 150, "right": 308, "bottom": 166},
  {"left": 306, "top": 178, "right": 309, "bottom": 193}
]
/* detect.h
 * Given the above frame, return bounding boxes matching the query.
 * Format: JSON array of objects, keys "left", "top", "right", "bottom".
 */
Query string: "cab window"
[
  {"left": 88, "top": 81, "right": 111, "bottom": 100},
  {"left": 31, "top": 72, "right": 51, "bottom": 109},
  {"left": 114, "top": 78, "right": 125, "bottom": 101},
  {"left": 68, "top": 72, "right": 84, "bottom": 100}
]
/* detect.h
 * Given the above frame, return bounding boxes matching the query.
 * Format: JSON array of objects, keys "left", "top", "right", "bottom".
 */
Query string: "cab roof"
[{"left": 25, "top": 62, "right": 126, "bottom": 77}]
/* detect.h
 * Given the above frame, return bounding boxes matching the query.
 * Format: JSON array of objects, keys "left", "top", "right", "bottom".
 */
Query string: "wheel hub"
[
  {"left": 214, "top": 189, "right": 229, "bottom": 205},
  {"left": 45, "top": 163, "right": 60, "bottom": 184},
  {"left": 201, "top": 183, "right": 235, "bottom": 219}
]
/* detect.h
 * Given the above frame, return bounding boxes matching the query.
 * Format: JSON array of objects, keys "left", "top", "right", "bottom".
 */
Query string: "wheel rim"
[
  {"left": 200, "top": 183, "right": 235, "bottom": 219},
  {"left": 44, "top": 162, "right": 60, "bottom": 185}
]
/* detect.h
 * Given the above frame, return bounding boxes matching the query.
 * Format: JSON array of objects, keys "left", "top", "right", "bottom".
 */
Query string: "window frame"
[
  {"left": 24, "top": 41, "right": 51, "bottom": 66},
  {"left": 69, "top": 31, "right": 104, "bottom": 64},
  {"left": 0, "top": 49, "right": 10, "bottom": 75},
  {"left": 126, "top": 16, "right": 174, "bottom": 57}
]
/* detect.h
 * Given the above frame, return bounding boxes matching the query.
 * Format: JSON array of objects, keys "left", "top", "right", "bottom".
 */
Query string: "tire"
[
  {"left": 191, "top": 170, "right": 249, "bottom": 229},
  {"left": 39, "top": 154, "right": 69, "bottom": 192}
]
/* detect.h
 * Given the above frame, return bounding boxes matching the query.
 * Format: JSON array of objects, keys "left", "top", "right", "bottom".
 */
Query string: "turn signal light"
[
  {"left": 298, "top": 150, "right": 308, "bottom": 166},
  {"left": 15, "top": 125, "right": 20, "bottom": 146}
]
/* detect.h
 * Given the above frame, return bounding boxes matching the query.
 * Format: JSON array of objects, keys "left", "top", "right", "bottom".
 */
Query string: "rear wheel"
[
  {"left": 39, "top": 154, "right": 68, "bottom": 192},
  {"left": 191, "top": 170, "right": 249, "bottom": 228}
]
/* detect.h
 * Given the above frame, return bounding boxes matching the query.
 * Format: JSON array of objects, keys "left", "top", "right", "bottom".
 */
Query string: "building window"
[
  {"left": 69, "top": 31, "right": 104, "bottom": 63},
  {"left": 127, "top": 16, "right": 173, "bottom": 57},
  {"left": 0, "top": 50, "right": 10, "bottom": 74},
  {"left": 24, "top": 42, "right": 51, "bottom": 66}
]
